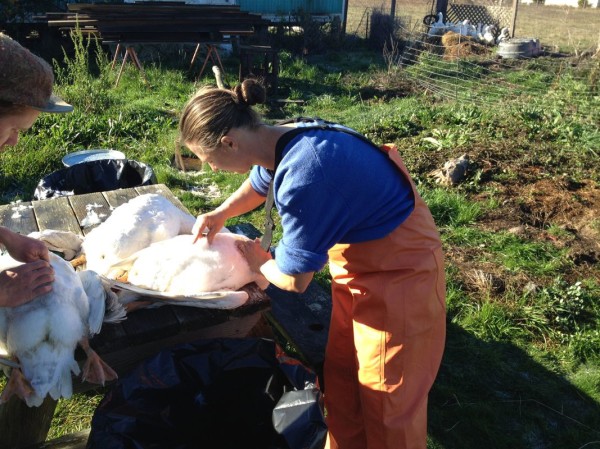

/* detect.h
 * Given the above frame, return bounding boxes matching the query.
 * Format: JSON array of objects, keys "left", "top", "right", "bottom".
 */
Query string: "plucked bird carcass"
[
  {"left": 116, "top": 232, "right": 270, "bottom": 308},
  {"left": 81, "top": 193, "right": 196, "bottom": 278},
  {"left": 0, "top": 253, "right": 119, "bottom": 407}
]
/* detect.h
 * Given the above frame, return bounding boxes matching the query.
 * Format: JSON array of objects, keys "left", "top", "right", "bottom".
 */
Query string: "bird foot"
[
  {"left": 70, "top": 253, "right": 87, "bottom": 269},
  {"left": 79, "top": 338, "right": 117, "bottom": 386},
  {"left": 81, "top": 349, "right": 118, "bottom": 386},
  {"left": 0, "top": 367, "right": 34, "bottom": 404}
]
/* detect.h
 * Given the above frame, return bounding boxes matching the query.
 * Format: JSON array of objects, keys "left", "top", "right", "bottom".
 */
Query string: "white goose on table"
[
  {"left": 79, "top": 193, "right": 269, "bottom": 306},
  {"left": 81, "top": 193, "right": 196, "bottom": 279}
]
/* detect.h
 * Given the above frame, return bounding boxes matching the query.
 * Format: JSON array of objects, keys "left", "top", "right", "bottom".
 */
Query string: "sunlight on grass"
[
  {"left": 420, "top": 187, "right": 484, "bottom": 227},
  {"left": 0, "top": 18, "right": 598, "bottom": 446},
  {"left": 48, "top": 391, "right": 105, "bottom": 439}
]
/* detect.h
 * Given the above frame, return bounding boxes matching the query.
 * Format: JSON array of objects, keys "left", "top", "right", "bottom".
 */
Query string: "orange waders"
[{"left": 324, "top": 146, "right": 446, "bottom": 449}]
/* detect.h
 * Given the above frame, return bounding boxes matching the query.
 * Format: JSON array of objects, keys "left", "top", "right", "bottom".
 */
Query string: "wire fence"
[
  {"left": 345, "top": 0, "right": 600, "bottom": 51},
  {"left": 343, "top": 0, "right": 599, "bottom": 123}
]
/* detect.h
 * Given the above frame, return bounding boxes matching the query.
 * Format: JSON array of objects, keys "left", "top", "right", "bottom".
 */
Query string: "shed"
[
  {"left": 238, "top": 0, "right": 344, "bottom": 21},
  {"left": 132, "top": 0, "right": 345, "bottom": 22}
]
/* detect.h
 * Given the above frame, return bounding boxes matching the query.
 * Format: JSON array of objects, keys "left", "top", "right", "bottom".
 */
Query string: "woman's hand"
[
  {"left": 235, "top": 238, "right": 272, "bottom": 273},
  {"left": 0, "top": 260, "right": 54, "bottom": 307},
  {"left": 3, "top": 232, "right": 50, "bottom": 263},
  {"left": 236, "top": 239, "right": 314, "bottom": 293},
  {"left": 191, "top": 179, "right": 268, "bottom": 245},
  {"left": 0, "top": 230, "right": 55, "bottom": 307},
  {"left": 192, "top": 210, "right": 228, "bottom": 244}
]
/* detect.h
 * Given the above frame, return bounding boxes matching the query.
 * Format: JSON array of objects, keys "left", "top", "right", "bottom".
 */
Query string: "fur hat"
[{"left": 0, "top": 33, "right": 72, "bottom": 113}]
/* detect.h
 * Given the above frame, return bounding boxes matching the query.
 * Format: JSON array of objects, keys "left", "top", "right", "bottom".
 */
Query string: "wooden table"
[{"left": 0, "top": 184, "right": 331, "bottom": 449}]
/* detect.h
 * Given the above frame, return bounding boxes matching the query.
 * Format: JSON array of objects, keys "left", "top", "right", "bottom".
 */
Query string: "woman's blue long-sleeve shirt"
[{"left": 249, "top": 127, "right": 415, "bottom": 275}]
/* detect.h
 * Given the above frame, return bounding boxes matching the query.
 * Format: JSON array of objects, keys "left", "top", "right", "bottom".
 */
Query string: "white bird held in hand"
[{"left": 0, "top": 253, "right": 118, "bottom": 407}]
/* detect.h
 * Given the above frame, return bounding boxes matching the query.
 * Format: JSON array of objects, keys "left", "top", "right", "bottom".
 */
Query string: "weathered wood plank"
[
  {"left": 32, "top": 197, "right": 82, "bottom": 235},
  {"left": 29, "top": 429, "right": 89, "bottom": 449},
  {"left": 135, "top": 184, "right": 190, "bottom": 213},
  {"left": 119, "top": 305, "right": 181, "bottom": 346},
  {"left": 77, "top": 310, "right": 267, "bottom": 389},
  {"left": 264, "top": 282, "right": 331, "bottom": 374},
  {"left": 102, "top": 188, "right": 138, "bottom": 208},
  {"left": 68, "top": 192, "right": 111, "bottom": 235},
  {"left": 0, "top": 201, "right": 38, "bottom": 235}
]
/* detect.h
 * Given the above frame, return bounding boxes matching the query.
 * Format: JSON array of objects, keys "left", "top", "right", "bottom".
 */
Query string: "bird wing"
[{"left": 78, "top": 270, "right": 108, "bottom": 335}]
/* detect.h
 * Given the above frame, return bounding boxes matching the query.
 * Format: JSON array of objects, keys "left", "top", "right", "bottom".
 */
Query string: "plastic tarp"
[
  {"left": 33, "top": 159, "right": 156, "bottom": 200},
  {"left": 87, "top": 338, "right": 326, "bottom": 449}
]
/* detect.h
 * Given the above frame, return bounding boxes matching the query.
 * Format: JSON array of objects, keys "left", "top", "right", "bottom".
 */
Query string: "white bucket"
[
  {"left": 497, "top": 38, "right": 541, "bottom": 59},
  {"left": 62, "top": 149, "right": 126, "bottom": 167}
]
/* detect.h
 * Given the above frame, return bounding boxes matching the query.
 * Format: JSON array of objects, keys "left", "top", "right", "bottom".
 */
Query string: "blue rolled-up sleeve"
[
  {"left": 249, "top": 166, "right": 271, "bottom": 197},
  {"left": 274, "top": 241, "right": 329, "bottom": 275}
]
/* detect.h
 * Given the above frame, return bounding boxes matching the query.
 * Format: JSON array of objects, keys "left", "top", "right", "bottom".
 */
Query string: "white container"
[
  {"left": 62, "top": 149, "right": 126, "bottom": 167},
  {"left": 497, "top": 38, "right": 541, "bottom": 59}
]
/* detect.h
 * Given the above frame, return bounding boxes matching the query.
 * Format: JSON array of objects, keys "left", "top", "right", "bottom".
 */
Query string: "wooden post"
[
  {"left": 511, "top": 0, "right": 519, "bottom": 37},
  {"left": 0, "top": 396, "right": 58, "bottom": 448},
  {"left": 436, "top": 0, "right": 449, "bottom": 16},
  {"left": 390, "top": 0, "right": 396, "bottom": 19},
  {"left": 341, "top": 0, "right": 349, "bottom": 36}
]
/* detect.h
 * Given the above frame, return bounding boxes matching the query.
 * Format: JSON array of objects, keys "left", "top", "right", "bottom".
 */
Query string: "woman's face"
[
  {"left": 0, "top": 107, "right": 41, "bottom": 149},
  {"left": 187, "top": 139, "right": 251, "bottom": 174}
]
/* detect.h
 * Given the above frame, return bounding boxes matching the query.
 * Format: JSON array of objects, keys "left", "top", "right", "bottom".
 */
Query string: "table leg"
[
  {"left": 115, "top": 47, "right": 148, "bottom": 87},
  {"left": 115, "top": 48, "right": 131, "bottom": 87},
  {"left": 129, "top": 47, "right": 148, "bottom": 85},
  {"left": 198, "top": 44, "right": 224, "bottom": 79},
  {"left": 111, "top": 43, "right": 122, "bottom": 70},
  {"left": 212, "top": 45, "right": 225, "bottom": 72},
  {"left": 189, "top": 43, "right": 201, "bottom": 70}
]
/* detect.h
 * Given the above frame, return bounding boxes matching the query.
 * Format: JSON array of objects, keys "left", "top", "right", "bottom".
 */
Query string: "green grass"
[{"left": 1, "top": 26, "right": 599, "bottom": 447}]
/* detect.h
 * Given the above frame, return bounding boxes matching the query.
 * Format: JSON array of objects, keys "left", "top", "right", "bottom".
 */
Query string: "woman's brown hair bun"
[{"left": 234, "top": 79, "right": 266, "bottom": 107}]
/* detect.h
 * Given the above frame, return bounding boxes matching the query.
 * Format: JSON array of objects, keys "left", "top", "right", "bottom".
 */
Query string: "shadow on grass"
[{"left": 428, "top": 322, "right": 600, "bottom": 449}]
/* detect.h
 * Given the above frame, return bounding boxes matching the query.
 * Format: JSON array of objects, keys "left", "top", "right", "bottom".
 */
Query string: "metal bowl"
[{"left": 62, "top": 149, "right": 126, "bottom": 167}]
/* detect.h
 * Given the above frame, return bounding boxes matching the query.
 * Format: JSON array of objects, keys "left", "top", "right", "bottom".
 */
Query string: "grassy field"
[{"left": 0, "top": 11, "right": 598, "bottom": 448}]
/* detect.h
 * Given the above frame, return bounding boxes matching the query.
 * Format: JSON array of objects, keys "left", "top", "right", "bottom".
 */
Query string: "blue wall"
[{"left": 239, "top": 0, "right": 343, "bottom": 16}]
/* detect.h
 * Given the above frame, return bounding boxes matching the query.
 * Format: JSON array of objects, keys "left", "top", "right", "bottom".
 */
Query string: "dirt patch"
[{"left": 450, "top": 175, "right": 600, "bottom": 292}]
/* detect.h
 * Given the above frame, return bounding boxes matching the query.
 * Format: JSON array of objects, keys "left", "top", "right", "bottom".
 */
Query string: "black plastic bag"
[
  {"left": 87, "top": 338, "right": 326, "bottom": 449},
  {"left": 33, "top": 159, "right": 157, "bottom": 200}
]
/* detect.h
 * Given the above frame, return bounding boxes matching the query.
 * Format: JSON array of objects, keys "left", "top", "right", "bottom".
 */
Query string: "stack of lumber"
[{"left": 46, "top": 2, "right": 270, "bottom": 43}]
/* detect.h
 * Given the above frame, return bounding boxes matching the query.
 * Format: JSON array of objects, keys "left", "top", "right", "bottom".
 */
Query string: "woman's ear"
[{"left": 220, "top": 135, "right": 235, "bottom": 150}]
